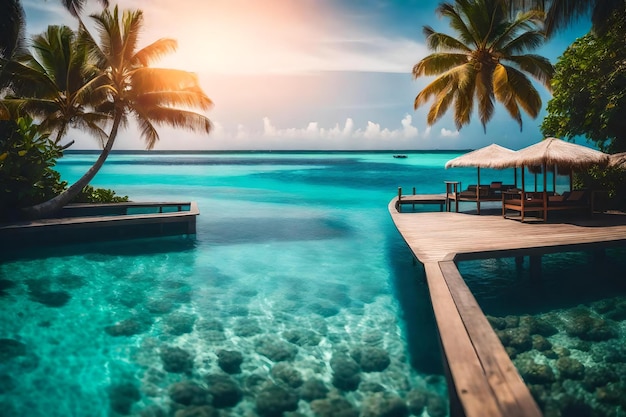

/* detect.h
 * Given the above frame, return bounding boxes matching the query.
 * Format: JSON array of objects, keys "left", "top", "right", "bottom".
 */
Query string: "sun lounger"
[{"left": 503, "top": 189, "right": 591, "bottom": 221}]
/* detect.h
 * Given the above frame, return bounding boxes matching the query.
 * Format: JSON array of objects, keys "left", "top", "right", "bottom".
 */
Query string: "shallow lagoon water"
[{"left": 0, "top": 151, "right": 624, "bottom": 417}]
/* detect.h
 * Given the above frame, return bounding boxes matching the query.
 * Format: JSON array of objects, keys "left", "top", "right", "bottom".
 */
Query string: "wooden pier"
[
  {"left": 396, "top": 187, "right": 447, "bottom": 212},
  {"left": 0, "top": 201, "right": 199, "bottom": 246},
  {"left": 388, "top": 197, "right": 626, "bottom": 417}
]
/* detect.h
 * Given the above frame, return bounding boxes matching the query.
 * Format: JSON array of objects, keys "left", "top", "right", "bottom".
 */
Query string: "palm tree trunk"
[{"left": 21, "top": 112, "right": 122, "bottom": 219}]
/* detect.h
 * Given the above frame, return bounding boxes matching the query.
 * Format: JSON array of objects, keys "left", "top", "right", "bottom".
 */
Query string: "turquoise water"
[{"left": 0, "top": 151, "right": 624, "bottom": 417}]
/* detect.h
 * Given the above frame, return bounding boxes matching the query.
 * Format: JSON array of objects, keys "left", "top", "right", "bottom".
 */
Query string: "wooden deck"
[
  {"left": 388, "top": 197, "right": 626, "bottom": 417},
  {"left": 396, "top": 190, "right": 447, "bottom": 212},
  {"left": 0, "top": 201, "right": 199, "bottom": 246}
]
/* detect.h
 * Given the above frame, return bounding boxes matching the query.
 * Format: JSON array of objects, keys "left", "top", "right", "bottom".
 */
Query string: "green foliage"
[
  {"left": 542, "top": 9, "right": 626, "bottom": 152},
  {"left": 573, "top": 167, "right": 626, "bottom": 211},
  {"left": 0, "top": 116, "right": 66, "bottom": 219},
  {"left": 0, "top": 116, "right": 129, "bottom": 220},
  {"left": 73, "top": 185, "right": 128, "bottom": 204}
]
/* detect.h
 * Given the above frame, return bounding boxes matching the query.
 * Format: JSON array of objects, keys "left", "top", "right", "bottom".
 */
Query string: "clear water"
[{"left": 0, "top": 151, "right": 624, "bottom": 417}]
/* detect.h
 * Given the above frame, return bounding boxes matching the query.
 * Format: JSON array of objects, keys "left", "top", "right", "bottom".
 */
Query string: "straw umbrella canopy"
[
  {"left": 498, "top": 137, "right": 609, "bottom": 218},
  {"left": 505, "top": 137, "right": 609, "bottom": 171},
  {"left": 445, "top": 143, "right": 517, "bottom": 169},
  {"left": 445, "top": 143, "right": 518, "bottom": 191}
]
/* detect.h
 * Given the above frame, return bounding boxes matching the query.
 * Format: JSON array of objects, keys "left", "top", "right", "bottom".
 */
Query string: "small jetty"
[
  {"left": 389, "top": 197, "right": 626, "bottom": 417},
  {"left": 0, "top": 201, "right": 199, "bottom": 246},
  {"left": 396, "top": 187, "right": 447, "bottom": 211}
]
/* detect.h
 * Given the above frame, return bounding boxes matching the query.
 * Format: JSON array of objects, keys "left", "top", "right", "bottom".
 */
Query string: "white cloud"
[
  {"left": 257, "top": 115, "right": 420, "bottom": 142},
  {"left": 64, "top": 113, "right": 465, "bottom": 151},
  {"left": 440, "top": 128, "right": 460, "bottom": 138},
  {"left": 199, "top": 114, "right": 434, "bottom": 150}
]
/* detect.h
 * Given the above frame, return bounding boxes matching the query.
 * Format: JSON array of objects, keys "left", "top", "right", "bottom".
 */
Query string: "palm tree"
[
  {"left": 1, "top": 25, "right": 108, "bottom": 148},
  {"left": 22, "top": 6, "right": 212, "bottom": 219},
  {"left": 413, "top": 0, "right": 554, "bottom": 132},
  {"left": 507, "top": 0, "right": 625, "bottom": 37}
]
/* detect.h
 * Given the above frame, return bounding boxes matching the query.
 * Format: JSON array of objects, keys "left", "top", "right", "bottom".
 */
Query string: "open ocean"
[{"left": 1, "top": 151, "right": 625, "bottom": 417}]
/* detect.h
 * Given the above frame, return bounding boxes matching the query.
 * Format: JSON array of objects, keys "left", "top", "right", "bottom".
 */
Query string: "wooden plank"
[
  {"left": 398, "top": 194, "right": 447, "bottom": 204},
  {"left": 423, "top": 262, "right": 503, "bottom": 417},
  {"left": 439, "top": 261, "right": 543, "bottom": 417},
  {"left": 0, "top": 202, "right": 200, "bottom": 243}
]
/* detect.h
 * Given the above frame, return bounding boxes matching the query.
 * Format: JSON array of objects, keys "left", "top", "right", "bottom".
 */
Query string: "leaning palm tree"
[
  {"left": 413, "top": 0, "right": 554, "bottom": 132},
  {"left": 507, "top": 0, "right": 624, "bottom": 37},
  {"left": 22, "top": 6, "right": 212, "bottom": 219},
  {"left": 1, "top": 25, "right": 108, "bottom": 148}
]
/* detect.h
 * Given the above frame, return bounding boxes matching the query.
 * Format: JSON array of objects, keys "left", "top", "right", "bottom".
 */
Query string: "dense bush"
[
  {"left": 72, "top": 185, "right": 128, "bottom": 204},
  {"left": 0, "top": 117, "right": 128, "bottom": 221},
  {"left": 0, "top": 117, "right": 66, "bottom": 220},
  {"left": 574, "top": 167, "right": 626, "bottom": 211}
]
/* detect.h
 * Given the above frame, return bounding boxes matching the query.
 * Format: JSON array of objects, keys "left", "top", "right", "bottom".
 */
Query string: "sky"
[{"left": 21, "top": 0, "right": 591, "bottom": 151}]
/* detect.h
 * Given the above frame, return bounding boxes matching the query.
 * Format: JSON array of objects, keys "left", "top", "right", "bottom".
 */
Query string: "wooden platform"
[
  {"left": 0, "top": 201, "right": 199, "bottom": 246},
  {"left": 397, "top": 192, "right": 447, "bottom": 212},
  {"left": 388, "top": 197, "right": 626, "bottom": 417}
]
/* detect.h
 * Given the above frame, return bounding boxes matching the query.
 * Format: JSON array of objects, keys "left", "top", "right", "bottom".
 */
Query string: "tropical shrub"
[
  {"left": 0, "top": 116, "right": 129, "bottom": 221},
  {"left": 0, "top": 117, "right": 66, "bottom": 220},
  {"left": 72, "top": 185, "right": 128, "bottom": 204}
]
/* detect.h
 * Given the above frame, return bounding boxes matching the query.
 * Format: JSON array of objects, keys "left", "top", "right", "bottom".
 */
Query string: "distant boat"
[{"left": 393, "top": 154, "right": 407, "bottom": 159}]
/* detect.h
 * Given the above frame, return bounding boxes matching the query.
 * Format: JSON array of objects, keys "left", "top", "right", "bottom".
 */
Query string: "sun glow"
[{"left": 136, "top": 0, "right": 332, "bottom": 75}]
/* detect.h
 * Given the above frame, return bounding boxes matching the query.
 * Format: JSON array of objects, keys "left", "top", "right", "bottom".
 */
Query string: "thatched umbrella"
[
  {"left": 445, "top": 144, "right": 517, "bottom": 213},
  {"left": 497, "top": 137, "right": 609, "bottom": 219},
  {"left": 609, "top": 152, "right": 626, "bottom": 169},
  {"left": 445, "top": 143, "right": 517, "bottom": 169},
  {"left": 505, "top": 137, "right": 609, "bottom": 170}
]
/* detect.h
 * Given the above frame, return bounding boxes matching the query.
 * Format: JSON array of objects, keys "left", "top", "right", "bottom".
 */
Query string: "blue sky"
[{"left": 21, "top": 0, "right": 591, "bottom": 151}]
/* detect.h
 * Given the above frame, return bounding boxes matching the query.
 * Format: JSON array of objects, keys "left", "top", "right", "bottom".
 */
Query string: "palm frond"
[
  {"left": 77, "top": 25, "right": 108, "bottom": 70},
  {"left": 0, "top": 59, "right": 59, "bottom": 97},
  {"left": 506, "top": 54, "right": 554, "bottom": 90},
  {"left": 133, "top": 110, "right": 160, "bottom": 149},
  {"left": 61, "top": 0, "right": 109, "bottom": 18},
  {"left": 414, "top": 72, "right": 457, "bottom": 109},
  {"left": 453, "top": 65, "right": 476, "bottom": 128},
  {"left": 424, "top": 29, "right": 472, "bottom": 53},
  {"left": 72, "top": 112, "right": 112, "bottom": 145},
  {"left": 436, "top": 2, "right": 478, "bottom": 47},
  {"left": 475, "top": 66, "right": 495, "bottom": 131},
  {"left": 133, "top": 38, "right": 178, "bottom": 67},
  {"left": 133, "top": 106, "right": 212, "bottom": 149},
  {"left": 133, "top": 90, "right": 213, "bottom": 111},
  {"left": 493, "top": 64, "right": 523, "bottom": 129},
  {"left": 31, "top": 26, "right": 74, "bottom": 89},
  {"left": 427, "top": 85, "right": 455, "bottom": 125},
  {"left": 412, "top": 53, "right": 469, "bottom": 77},
  {"left": 545, "top": 0, "right": 593, "bottom": 37},
  {"left": 0, "top": 97, "right": 56, "bottom": 118},
  {"left": 120, "top": 9, "right": 144, "bottom": 64},
  {"left": 128, "top": 67, "right": 202, "bottom": 92},
  {"left": 500, "top": 65, "right": 542, "bottom": 118},
  {"left": 499, "top": 31, "right": 545, "bottom": 55}
]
